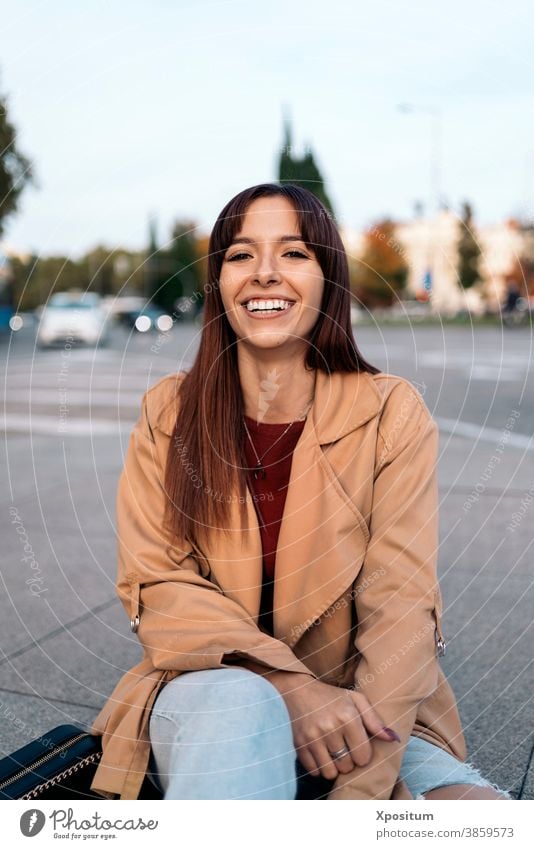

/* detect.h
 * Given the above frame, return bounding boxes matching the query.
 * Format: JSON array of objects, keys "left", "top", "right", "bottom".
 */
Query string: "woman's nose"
[{"left": 252, "top": 263, "right": 282, "bottom": 285}]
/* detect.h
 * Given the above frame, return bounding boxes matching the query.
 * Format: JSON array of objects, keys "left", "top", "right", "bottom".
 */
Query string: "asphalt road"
[{"left": 1, "top": 320, "right": 533, "bottom": 798}]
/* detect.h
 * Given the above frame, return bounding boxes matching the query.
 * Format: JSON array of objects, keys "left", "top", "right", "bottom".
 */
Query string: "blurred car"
[
  {"left": 102, "top": 295, "right": 146, "bottom": 323},
  {"left": 36, "top": 291, "right": 110, "bottom": 347},
  {"left": 119, "top": 305, "right": 174, "bottom": 333}
]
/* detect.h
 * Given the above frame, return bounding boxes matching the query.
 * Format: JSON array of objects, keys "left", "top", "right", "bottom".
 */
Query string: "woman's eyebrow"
[{"left": 228, "top": 235, "right": 305, "bottom": 247}]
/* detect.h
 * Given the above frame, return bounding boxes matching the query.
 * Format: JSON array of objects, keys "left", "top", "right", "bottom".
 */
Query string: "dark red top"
[{"left": 244, "top": 414, "right": 306, "bottom": 636}]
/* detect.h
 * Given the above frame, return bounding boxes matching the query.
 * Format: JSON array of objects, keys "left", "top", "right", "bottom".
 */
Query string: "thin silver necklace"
[{"left": 244, "top": 397, "right": 313, "bottom": 480}]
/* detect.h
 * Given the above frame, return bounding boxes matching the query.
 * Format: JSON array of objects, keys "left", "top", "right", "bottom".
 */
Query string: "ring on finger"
[{"left": 328, "top": 745, "right": 351, "bottom": 760}]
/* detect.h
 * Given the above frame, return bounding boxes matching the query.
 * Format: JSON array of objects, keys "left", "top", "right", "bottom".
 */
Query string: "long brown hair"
[{"left": 163, "top": 183, "right": 379, "bottom": 555}]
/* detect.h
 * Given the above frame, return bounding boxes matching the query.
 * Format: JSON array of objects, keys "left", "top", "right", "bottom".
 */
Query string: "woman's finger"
[
  {"left": 348, "top": 691, "right": 400, "bottom": 742},
  {"left": 323, "top": 735, "right": 357, "bottom": 774},
  {"left": 295, "top": 744, "right": 321, "bottom": 777},
  {"left": 340, "top": 718, "right": 373, "bottom": 766},
  {"left": 307, "top": 741, "right": 341, "bottom": 781}
]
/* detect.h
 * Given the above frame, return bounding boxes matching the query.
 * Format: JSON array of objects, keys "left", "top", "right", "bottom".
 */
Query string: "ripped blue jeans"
[{"left": 148, "top": 667, "right": 510, "bottom": 800}]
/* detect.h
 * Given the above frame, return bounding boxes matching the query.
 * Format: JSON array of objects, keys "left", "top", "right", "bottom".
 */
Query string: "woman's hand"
[{"left": 269, "top": 670, "right": 399, "bottom": 781}]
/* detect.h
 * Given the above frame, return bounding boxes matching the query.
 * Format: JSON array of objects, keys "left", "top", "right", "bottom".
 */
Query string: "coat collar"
[
  {"left": 311, "top": 367, "right": 382, "bottom": 444},
  {"left": 190, "top": 368, "right": 383, "bottom": 649}
]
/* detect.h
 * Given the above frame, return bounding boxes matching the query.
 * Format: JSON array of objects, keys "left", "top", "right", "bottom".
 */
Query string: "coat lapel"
[
  {"left": 201, "top": 369, "right": 383, "bottom": 648},
  {"left": 274, "top": 369, "right": 382, "bottom": 647}
]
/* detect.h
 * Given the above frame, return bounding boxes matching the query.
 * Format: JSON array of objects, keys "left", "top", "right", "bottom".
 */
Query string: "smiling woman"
[
  {"left": 156, "top": 184, "right": 380, "bottom": 555},
  {"left": 219, "top": 199, "right": 325, "bottom": 352},
  {"left": 89, "top": 183, "right": 510, "bottom": 802}
]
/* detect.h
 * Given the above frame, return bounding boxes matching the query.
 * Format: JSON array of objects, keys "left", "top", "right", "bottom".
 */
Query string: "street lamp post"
[
  {"left": 398, "top": 103, "right": 443, "bottom": 216},
  {"left": 398, "top": 103, "right": 443, "bottom": 302}
]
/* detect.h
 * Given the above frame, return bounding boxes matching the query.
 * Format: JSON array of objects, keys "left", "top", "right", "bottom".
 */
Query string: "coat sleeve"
[
  {"left": 116, "top": 386, "right": 318, "bottom": 679},
  {"left": 329, "top": 383, "right": 443, "bottom": 800}
]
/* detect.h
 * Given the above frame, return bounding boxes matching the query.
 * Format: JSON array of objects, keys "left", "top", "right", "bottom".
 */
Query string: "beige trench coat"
[{"left": 89, "top": 368, "right": 467, "bottom": 800}]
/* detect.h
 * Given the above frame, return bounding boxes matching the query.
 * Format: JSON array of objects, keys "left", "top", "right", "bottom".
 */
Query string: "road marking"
[
  {"left": 3, "top": 410, "right": 531, "bottom": 446},
  {"left": 1, "top": 414, "right": 134, "bottom": 435},
  {"left": 5, "top": 389, "right": 142, "bottom": 405},
  {"left": 437, "top": 418, "right": 534, "bottom": 452},
  {"left": 3, "top": 373, "right": 175, "bottom": 388}
]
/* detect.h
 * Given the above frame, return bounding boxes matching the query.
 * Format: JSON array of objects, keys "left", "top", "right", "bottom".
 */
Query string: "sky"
[{"left": 1, "top": 0, "right": 534, "bottom": 257}]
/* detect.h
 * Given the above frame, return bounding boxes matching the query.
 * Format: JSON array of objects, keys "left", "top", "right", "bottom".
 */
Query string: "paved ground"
[{"left": 1, "top": 321, "right": 533, "bottom": 798}]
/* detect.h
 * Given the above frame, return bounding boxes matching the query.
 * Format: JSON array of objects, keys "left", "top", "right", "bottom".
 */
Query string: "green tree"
[
  {"left": 11, "top": 255, "right": 89, "bottom": 310},
  {"left": 11, "top": 247, "right": 147, "bottom": 311},
  {"left": 152, "top": 220, "right": 201, "bottom": 313},
  {"left": 457, "top": 201, "right": 481, "bottom": 290},
  {"left": 278, "top": 117, "right": 334, "bottom": 216},
  {"left": 85, "top": 245, "right": 146, "bottom": 297},
  {"left": 0, "top": 82, "right": 34, "bottom": 237},
  {"left": 352, "top": 220, "right": 408, "bottom": 308}
]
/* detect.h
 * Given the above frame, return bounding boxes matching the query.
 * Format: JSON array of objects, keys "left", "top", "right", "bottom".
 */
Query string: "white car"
[{"left": 36, "top": 292, "right": 110, "bottom": 347}]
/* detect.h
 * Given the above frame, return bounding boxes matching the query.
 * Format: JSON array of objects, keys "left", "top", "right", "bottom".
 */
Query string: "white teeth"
[{"left": 244, "top": 299, "right": 293, "bottom": 312}]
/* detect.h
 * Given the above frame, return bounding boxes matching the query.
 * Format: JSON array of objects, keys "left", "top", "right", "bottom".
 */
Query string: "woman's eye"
[
  {"left": 225, "top": 249, "right": 308, "bottom": 262},
  {"left": 284, "top": 250, "right": 308, "bottom": 259},
  {"left": 226, "top": 252, "right": 251, "bottom": 262}
]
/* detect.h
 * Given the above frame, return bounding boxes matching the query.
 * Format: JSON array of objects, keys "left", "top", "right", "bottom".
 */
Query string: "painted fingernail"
[{"left": 383, "top": 727, "right": 401, "bottom": 742}]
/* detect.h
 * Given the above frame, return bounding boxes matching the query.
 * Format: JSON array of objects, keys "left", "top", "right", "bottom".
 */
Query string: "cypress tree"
[
  {"left": 278, "top": 118, "right": 334, "bottom": 216},
  {"left": 457, "top": 201, "right": 481, "bottom": 290}
]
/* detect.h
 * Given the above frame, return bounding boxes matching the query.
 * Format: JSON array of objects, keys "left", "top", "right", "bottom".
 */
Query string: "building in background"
[{"left": 342, "top": 214, "right": 530, "bottom": 314}]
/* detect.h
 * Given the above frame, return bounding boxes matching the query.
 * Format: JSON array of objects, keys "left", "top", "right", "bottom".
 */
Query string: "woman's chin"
[{"left": 240, "top": 332, "right": 307, "bottom": 350}]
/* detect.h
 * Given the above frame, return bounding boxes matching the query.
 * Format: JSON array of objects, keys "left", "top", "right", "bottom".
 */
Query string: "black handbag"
[{"left": 0, "top": 724, "right": 162, "bottom": 800}]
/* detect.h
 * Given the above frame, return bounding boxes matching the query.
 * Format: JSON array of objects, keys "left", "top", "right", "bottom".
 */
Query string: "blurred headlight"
[
  {"left": 9, "top": 315, "right": 24, "bottom": 331},
  {"left": 156, "top": 314, "right": 173, "bottom": 332},
  {"left": 135, "top": 315, "right": 152, "bottom": 332}
]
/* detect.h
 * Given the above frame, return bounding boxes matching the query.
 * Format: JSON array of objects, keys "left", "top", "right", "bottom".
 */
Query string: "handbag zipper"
[{"left": 0, "top": 732, "right": 92, "bottom": 792}]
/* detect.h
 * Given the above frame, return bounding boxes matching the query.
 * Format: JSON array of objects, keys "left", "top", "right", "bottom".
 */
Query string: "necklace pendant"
[{"left": 253, "top": 463, "right": 266, "bottom": 481}]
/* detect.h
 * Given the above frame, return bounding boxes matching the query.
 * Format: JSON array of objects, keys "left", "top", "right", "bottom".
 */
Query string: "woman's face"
[{"left": 219, "top": 196, "right": 325, "bottom": 353}]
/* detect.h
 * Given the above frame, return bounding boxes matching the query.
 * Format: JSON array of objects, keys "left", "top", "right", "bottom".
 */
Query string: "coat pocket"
[{"left": 433, "top": 588, "right": 447, "bottom": 657}]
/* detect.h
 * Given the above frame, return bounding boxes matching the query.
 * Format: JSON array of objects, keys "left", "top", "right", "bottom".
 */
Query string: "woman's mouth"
[{"left": 241, "top": 298, "right": 296, "bottom": 319}]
